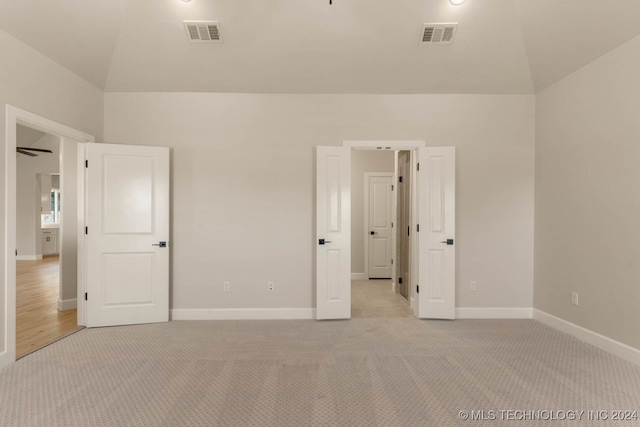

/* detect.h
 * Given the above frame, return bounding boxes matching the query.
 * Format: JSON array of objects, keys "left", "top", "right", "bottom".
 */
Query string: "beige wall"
[
  {"left": 0, "top": 28, "right": 103, "bottom": 360},
  {"left": 535, "top": 35, "right": 640, "bottom": 350},
  {"left": 351, "top": 150, "right": 395, "bottom": 276},
  {"left": 104, "top": 92, "right": 535, "bottom": 312}
]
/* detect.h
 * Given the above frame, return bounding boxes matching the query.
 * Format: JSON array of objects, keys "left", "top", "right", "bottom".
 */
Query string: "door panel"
[
  {"left": 86, "top": 143, "right": 169, "bottom": 327},
  {"left": 103, "top": 155, "right": 154, "bottom": 233},
  {"left": 316, "top": 146, "right": 351, "bottom": 320},
  {"left": 367, "top": 174, "right": 393, "bottom": 278},
  {"left": 396, "top": 151, "right": 411, "bottom": 299},
  {"left": 418, "top": 147, "right": 455, "bottom": 319}
]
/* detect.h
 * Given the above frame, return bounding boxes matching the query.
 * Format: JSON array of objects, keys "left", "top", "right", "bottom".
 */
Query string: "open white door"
[
  {"left": 85, "top": 143, "right": 170, "bottom": 327},
  {"left": 316, "top": 146, "right": 351, "bottom": 320},
  {"left": 418, "top": 147, "right": 455, "bottom": 319}
]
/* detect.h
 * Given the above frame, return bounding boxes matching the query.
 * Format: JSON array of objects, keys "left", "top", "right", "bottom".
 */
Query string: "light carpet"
[{"left": 1, "top": 319, "right": 640, "bottom": 426}]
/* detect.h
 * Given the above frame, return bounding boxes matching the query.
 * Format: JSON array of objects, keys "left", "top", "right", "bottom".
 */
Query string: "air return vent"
[
  {"left": 420, "top": 23, "right": 457, "bottom": 45},
  {"left": 184, "top": 21, "right": 222, "bottom": 43}
]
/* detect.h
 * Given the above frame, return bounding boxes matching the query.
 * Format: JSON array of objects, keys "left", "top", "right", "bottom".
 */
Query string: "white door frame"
[
  {"left": 344, "top": 140, "right": 425, "bottom": 316},
  {"left": 2, "top": 105, "right": 94, "bottom": 367},
  {"left": 363, "top": 172, "right": 394, "bottom": 280}
]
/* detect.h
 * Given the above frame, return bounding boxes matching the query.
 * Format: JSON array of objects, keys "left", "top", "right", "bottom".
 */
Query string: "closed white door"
[
  {"left": 418, "top": 147, "right": 456, "bottom": 319},
  {"left": 85, "top": 143, "right": 170, "bottom": 327},
  {"left": 316, "top": 146, "right": 351, "bottom": 320},
  {"left": 367, "top": 174, "right": 393, "bottom": 279}
]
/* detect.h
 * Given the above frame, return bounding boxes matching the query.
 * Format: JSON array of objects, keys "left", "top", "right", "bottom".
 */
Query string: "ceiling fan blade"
[
  {"left": 16, "top": 147, "right": 53, "bottom": 153},
  {"left": 17, "top": 149, "right": 38, "bottom": 157}
]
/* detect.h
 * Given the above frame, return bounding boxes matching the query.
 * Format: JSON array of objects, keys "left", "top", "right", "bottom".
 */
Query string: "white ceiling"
[{"left": 1, "top": 0, "right": 639, "bottom": 94}]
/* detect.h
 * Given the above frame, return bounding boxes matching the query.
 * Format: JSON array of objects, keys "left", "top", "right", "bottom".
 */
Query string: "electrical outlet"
[
  {"left": 469, "top": 281, "right": 476, "bottom": 291},
  {"left": 268, "top": 281, "right": 274, "bottom": 292},
  {"left": 571, "top": 292, "right": 579, "bottom": 306},
  {"left": 224, "top": 281, "right": 230, "bottom": 292}
]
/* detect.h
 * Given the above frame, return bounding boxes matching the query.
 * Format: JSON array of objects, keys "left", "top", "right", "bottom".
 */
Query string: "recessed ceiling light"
[
  {"left": 449, "top": 0, "right": 466, "bottom": 5},
  {"left": 181, "top": 0, "right": 192, "bottom": 2}
]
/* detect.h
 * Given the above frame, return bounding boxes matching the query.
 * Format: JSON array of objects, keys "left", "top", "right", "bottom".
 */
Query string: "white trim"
[
  {"left": 58, "top": 298, "right": 77, "bottom": 311},
  {"left": 456, "top": 307, "right": 533, "bottom": 319},
  {"left": 4, "top": 105, "right": 95, "bottom": 366},
  {"left": 0, "top": 351, "right": 10, "bottom": 369},
  {"left": 76, "top": 143, "right": 86, "bottom": 327},
  {"left": 16, "top": 255, "right": 43, "bottom": 261},
  {"left": 344, "top": 140, "right": 425, "bottom": 150},
  {"left": 171, "top": 308, "right": 316, "bottom": 321},
  {"left": 351, "top": 273, "right": 367, "bottom": 280},
  {"left": 533, "top": 309, "right": 640, "bottom": 367}
]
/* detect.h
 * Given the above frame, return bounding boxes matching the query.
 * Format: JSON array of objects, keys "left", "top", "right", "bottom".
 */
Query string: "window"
[{"left": 42, "top": 189, "right": 61, "bottom": 224}]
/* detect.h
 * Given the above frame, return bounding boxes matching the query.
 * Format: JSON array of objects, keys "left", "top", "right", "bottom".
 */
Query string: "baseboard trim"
[
  {"left": 456, "top": 307, "right": 533, "bottom": 319},
  {"left": 0, "top": 351, "right": 12, "bottom": 369},
  {"left": 58, "top": 298, "right": 77, "bottom": 311},
  {"left": 16, "top": 255, "right": 42, "bottom": 261},
  {"left": 533, "top": 309, "right": 640, "bottom": 367},
  {"left": 171, "top": 308, "right": 316, "bottom": 321},
  {"left": 351, "top": 273, "right": 367, "bottom": 280}
]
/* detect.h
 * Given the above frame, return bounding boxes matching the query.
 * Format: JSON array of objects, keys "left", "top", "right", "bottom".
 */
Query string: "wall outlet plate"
[{"left": 571, "top": 292, "right": 579, "bottom": 306}]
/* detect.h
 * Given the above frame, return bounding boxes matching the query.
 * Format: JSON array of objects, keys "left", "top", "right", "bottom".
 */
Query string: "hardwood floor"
[{"left": 16, "top": 256, "right": 83, "bottom": 359}]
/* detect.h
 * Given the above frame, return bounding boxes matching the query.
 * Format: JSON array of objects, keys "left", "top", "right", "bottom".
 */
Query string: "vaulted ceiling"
[{"left": 1, "top": 0, "right": 639, "bottom": 94}]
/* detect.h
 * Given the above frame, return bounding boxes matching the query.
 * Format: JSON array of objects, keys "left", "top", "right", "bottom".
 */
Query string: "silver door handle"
[
  {"left": 152, "top": 241, "right": 169, "bottom": 247},
  {"left": 441, "top": 239, "right": 454, "bottom": 245},
  {"left": 318, "top": 239, "right": 332, "bottom": 245}
]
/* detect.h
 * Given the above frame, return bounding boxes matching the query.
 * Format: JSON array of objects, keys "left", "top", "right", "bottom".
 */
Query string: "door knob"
[
  {"left": 441, "top": 239, "right": 454, "bottom": 245},
  {"left": 370, "top": 231, "right": 376, "bottom": 235},
  {"left": 152, "top": 241, "right": 168, "bottom": 248},
  {"left": 318, "top": 239, "right": 332, "bottom": 245}
]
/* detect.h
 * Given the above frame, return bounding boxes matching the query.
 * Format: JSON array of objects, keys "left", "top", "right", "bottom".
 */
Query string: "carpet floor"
[{"left": 1, "top": 318, "right": 639, "bottom": 426}]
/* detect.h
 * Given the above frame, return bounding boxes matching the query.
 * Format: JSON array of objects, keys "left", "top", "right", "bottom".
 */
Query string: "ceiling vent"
[
  {"left": 420, "top": 23, "right": 457, "bottom": 45},
  {"left": 184, "top": 21, "right": 222, "bottom": 43}
]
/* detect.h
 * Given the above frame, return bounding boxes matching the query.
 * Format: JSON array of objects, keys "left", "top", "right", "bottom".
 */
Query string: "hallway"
[{"left": 351, "top": 279, "right": 414, "bottom": 318}]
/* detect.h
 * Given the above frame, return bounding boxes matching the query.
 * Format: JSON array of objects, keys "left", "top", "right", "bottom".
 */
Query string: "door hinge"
[
  {"left": 391, "top": 184, "right": 394, "bottom": 191},
  {"left": 399, "top": 176, "right": 403, "bottom": 183},
  {"left": 398, "top": 277, "right": 403, "bottom": 284},
  {"left": 84, "top": 292, "right": 88, "bottom": 301},
  {"left": 85, "top": 226, "right": 88, "bottom": 235},
  {"left": 391, "top": 259, "right": 394, "bottom": 265},
  {"left": 85, "top": 160, "right": 88, "bottom": 168},
  {"left": 417, "top": 285, "right": 419, "bottom": 293},
  {"left": 15, "top": 249, "right": 18, "bottom": 256},
  {"left": 407, "top": 226, "right": 410, "bottom": 236},
  {"left": 417, "top": 162, "right": 420, "bottom": 171},
  {"left": 417, "top": 224, "right": 420, "bottom": 232},
  {"left": 391, "top": 222, "right": 394, "bottom": 228}
]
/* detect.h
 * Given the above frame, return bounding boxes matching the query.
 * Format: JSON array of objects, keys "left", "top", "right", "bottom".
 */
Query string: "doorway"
[
  {"left": 350, "top": 149, "right": 411, "bottom": 318},
  {"left": 316, "top": 142, "right": 456, "bottom": 321},
  {"left": 14, "top": 124, "right": 84, "bottom": 358},
  {"left": 2, "top": 106, "right": 93, "bottom": 367}
]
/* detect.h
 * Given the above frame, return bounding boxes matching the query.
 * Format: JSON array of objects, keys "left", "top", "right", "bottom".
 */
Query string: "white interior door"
[
  {"left": 418, "top": 147, "right": 455, "bottom": 319},
  {"left": 316, "top": 146, "right": 351, "bottom": 320},
  {"left": 367, "top": 174, "right": 393, "bottom": 279},
  {"left": 85, "top": 143, "right": 170, "bottom": 327}
]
